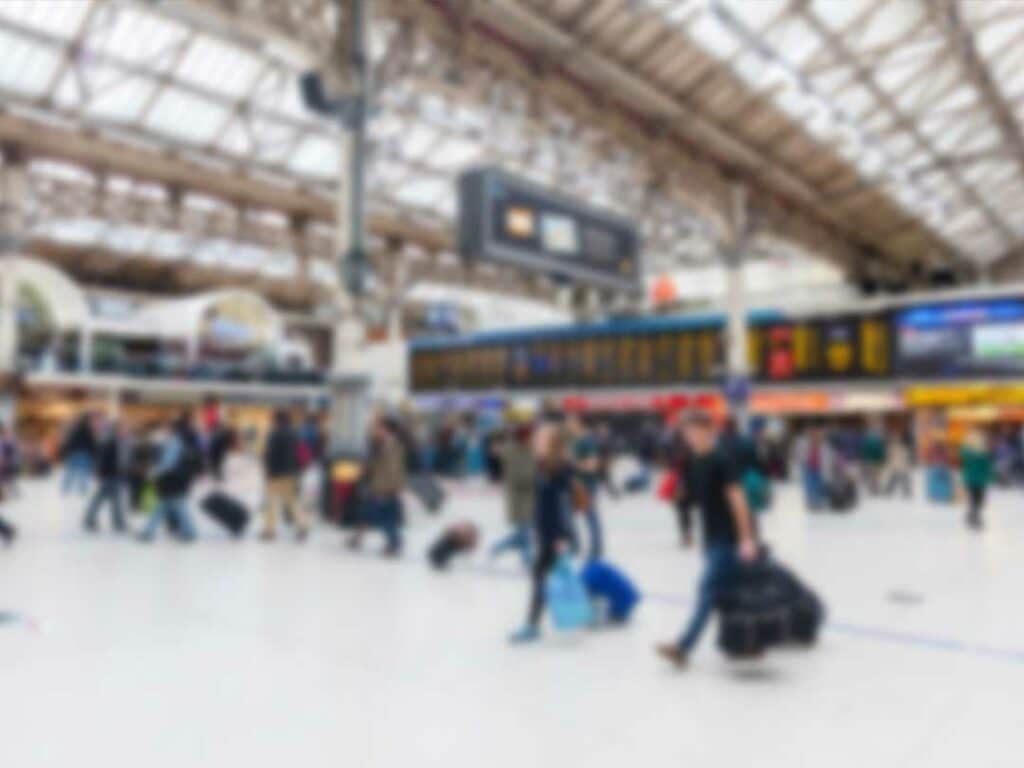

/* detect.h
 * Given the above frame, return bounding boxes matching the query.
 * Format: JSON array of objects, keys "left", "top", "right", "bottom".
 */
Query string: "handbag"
[{"left": 546, "top": 555, "right": 594, "bottom": 631}]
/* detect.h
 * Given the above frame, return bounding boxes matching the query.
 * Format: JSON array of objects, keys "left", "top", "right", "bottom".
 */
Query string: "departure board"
[
  {"left": 409, "top": 310, "right": 898, "bottom": 392},
  {"left": 748, "top": 314, "right": 891, "bottom": 381}
]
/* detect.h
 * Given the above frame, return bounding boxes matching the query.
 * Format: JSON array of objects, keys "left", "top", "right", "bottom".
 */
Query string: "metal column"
[{"left": 329, "top": 0, "right": 373, "bottom": 453}]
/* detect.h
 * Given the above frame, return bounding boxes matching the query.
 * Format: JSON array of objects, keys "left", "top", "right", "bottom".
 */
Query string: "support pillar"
[
  {"left": 0, "top": 147, "right": 27, "bottom": 425},
  {"left": 329, "top": 0, "right": 373, "bottom": 454}
]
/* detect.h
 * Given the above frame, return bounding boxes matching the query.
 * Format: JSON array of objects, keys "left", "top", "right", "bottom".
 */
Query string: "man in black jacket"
[
  {"left": 261, "top": 410, "right": 305, "bottom": 542},
  {"left": 83, "top": 418, "right": 127, "bottom": 533}
]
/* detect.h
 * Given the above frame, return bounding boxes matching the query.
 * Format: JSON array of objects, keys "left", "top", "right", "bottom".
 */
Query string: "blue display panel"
[{"left": 895, "top": 299, "right": 1024, "bottom": 378}]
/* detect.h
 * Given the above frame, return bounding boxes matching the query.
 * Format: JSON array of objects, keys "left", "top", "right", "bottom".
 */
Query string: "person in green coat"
[
  {"left": 490, "top": 423, "right": 536, "bottom": 565},
  {"left": 960, "top": 430, "right": 992, "bottom": 531},
  {"left": 859, "top": 425, "right": 887, "bottom": 496}
]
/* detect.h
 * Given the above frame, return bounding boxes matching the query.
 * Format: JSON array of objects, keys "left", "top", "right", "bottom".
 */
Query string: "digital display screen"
[
  {"left": 460, "top": 168, "right": 641, "bottom": 292},
  {"left": 895, "top": 300, "right": 1024, "bottom": 377},
  {"left": 972, "top": 323, "right": 1024, "bottom": 360},
  {"left": 540, "top": 213, "right": 579, "bottom": 254},
  {"left": 505, "top": 206, "right": 536, "bottom": 239},
  {"left": 750, "top": 315, "right": 887, "bottom": 380},
  {"left": 581, "top": 224, "right": 619, "bottom": 265}
]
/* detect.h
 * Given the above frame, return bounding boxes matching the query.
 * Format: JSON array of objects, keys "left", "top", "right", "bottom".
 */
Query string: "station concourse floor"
[{"left": 1, "top": 469, "right": 1021, "bottom": 768}]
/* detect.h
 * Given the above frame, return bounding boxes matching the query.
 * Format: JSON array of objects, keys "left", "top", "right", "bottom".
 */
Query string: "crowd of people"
[
  {"left": 51, "top": 404, "right": 326, "bottom": 544},
  {"left": 0, "top": 399, "right": 1012, "bottom": 667}
]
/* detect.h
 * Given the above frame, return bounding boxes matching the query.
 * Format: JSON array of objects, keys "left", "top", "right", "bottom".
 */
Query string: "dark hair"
[{"left": 274, "top": 409, "right": 290, "bottom": 428}]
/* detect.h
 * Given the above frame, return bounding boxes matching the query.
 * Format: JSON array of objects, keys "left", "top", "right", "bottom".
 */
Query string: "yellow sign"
[{"left": 905, "top": 385, "right": 1024, "bottom": 407}]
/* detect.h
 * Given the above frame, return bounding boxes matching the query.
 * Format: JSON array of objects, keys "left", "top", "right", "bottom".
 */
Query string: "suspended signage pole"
[
  {"left": 328, "top": 0, "right": 373, "bottom": 453},
  {"left": 722, "top": 185, "right": 753, "bottom": 430}
]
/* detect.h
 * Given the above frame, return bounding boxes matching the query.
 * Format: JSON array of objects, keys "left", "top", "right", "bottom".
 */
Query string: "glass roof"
[
  {"left": 640, "top": 0, "right": 1024, "bottom": 264},
  {"left": 2, "top": 0, "right": 1021, "bottom": 297}
]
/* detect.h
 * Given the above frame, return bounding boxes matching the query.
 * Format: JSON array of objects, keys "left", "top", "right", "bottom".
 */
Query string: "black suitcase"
[
  {"left": 201, "top": 492, "right": 250, "bottom": 537},
  {"left": 428, "top": 534, "right": 462, "bottom": 570},
  {"left": 0, "top": 515, "right": 16, "bottom": 545},
  {"left": 716, "top": 553, "right": 824, "bottom": 659},
  {"left": 828, "top": 478, "right": 857, "bottom": 512},
  {"left": 408, "top": 474, "right": 445, "bottom": 514},
  {"left": 428, "top": 523, "right": 478, "bottom": 570}
]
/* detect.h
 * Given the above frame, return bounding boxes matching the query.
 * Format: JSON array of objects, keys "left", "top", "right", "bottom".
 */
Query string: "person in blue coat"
[{"left": 509, "top": 424, "right": 585, "bottom": 644}]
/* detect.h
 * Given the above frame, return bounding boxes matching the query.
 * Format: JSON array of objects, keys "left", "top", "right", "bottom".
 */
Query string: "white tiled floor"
[{"left": 1, "top": 472, "right": 1022, "bottom": 767}]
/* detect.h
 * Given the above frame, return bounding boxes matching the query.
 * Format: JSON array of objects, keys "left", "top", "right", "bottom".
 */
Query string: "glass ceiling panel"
[
  {"left": 144, "top": 87, "right": 231, "bottom": 145},
  {"left": 288, "top": 136, "right": 340, "bottom": 179},
  {"left": 0, "top": 29, "right": 59, "bottom": 96},
  {"left": 0, "top": 0, "right": 91, "bottom": 37},
  {"left": 176, "top": 36, "right": 264, "bottom": 99},
  {"left": 87, "top": 6, "right": 190, "bottom": 65}
]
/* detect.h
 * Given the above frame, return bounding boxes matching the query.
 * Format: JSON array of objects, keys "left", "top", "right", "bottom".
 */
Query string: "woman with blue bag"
[{"left": 509, "top": 423, "right": 591, "bottom": 643}]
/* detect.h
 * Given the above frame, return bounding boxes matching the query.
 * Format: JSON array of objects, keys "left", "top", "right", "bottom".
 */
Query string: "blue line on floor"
[{"left": 642, "top": 591, "right": 1024, "bottom": 666}]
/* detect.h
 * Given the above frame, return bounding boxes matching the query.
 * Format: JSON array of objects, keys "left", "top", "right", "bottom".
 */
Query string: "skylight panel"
[
  {"left": 145, "top": 87, "right": 230, "bottom": 145},
  {"left": 856, "top": 1, "right": 924, "bottom": 50},
  {"left": 393, "top": 178, "right": 448, "bottom": 209},
  {"left": 288, "top": 135, "right": 340, "bottom": 179},
  {"left": 262, "top": 251, "right": 297, "bottom": 279},
  {"left": 37, "top": 217, "right": 107, "bottom": 245},
  {"left": 808, "top": 0, "right": 865, "bottom": 32},
  {"left": 0, "top": 0, "right": 92, "bottom": 39},
  {"left": 82, "top": 70, "right": 154, "bottom": 123},
  {"left": 401, "top": 123, "right": 440, "bottom": 158},
  {"left": 105, "top": 224, "right": 154, "bottom": 254},
  {"left": 0, "top": 30, "right": 59, "bottom": 97},
  {"left": 430, "top": 137, "right": 482, "bottom": 170},
  {"left": 686, "top": 11, "right": 743, "bottom": 60},
  {"left": 176, "top": 35, "right": 263, "bottom": 98},
  {"left": 718, "top": 0, "right": 784, "bottom": 31},
  {"left": 149, "top": 231, "right": 191, "bottom": 260},
  {"left": 88, "top": 6, "right": 189, "bottom": 66}
]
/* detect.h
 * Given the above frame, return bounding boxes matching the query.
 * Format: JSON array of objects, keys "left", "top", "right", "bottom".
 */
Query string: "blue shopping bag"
[{"left": 546, "top": 555, "right": 594, "bottom": 631}]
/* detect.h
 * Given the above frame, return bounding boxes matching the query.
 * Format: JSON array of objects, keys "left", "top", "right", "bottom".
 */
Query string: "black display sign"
[{"left": 459, "top": 168, "right": 641, "bottom": 293}]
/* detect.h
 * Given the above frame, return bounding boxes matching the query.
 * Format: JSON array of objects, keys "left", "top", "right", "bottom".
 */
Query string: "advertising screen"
[{"left": 895, "top": 299, "right": 1024, "bottom": 377}]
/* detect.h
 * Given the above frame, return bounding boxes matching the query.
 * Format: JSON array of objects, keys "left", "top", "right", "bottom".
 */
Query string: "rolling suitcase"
[
  {"left": 428, "top": 522, "right": 479, "bottom": 570},
  {"left": 828, "top": 477, "right": 857, "bottom": 512},
  {"left": 0, "top": 515, "right": 16, "bottom": 545},
  {"left": 201, "top": 491, "right": 250, "bottom": 537},
  {"left": 408, "top": 473, "right": 445, "bottom": 514},
  {"left": 926, "top": 466, "right": 953, "bottom": 503}
]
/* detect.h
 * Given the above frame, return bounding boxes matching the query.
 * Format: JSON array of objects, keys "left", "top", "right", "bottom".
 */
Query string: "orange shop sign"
[{"left": 750, "top": 391, "right": 831, "bottom": 414}]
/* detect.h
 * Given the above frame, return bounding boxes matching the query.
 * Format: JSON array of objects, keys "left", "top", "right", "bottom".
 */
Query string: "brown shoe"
[
  {"left": 259, "top": 530, "right": 276, "bottom": 542},
  {"left": 656, "top": 643, "right": 689, "bottom": 669}
]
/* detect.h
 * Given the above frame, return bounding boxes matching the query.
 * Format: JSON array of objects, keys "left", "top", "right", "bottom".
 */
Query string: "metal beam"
[{"left": 931, "top": 0, "right": 1024, "bottom": 187}]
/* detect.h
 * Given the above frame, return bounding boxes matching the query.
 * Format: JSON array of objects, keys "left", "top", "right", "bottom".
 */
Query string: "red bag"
[
  {"left": 296, "top": 441, "right": 313, "bottom": 469},
  {"left": 657, "top": 471, "right": 679, "bottom": 502}
]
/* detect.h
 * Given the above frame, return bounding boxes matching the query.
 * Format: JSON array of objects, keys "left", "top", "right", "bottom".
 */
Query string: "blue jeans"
[
  {"left": 678, "top": 544, "right": 739, "bottom": 652},
  {"left": 142, "top": 496, "right": 196, "bottom": 541},
  {"left": 62, "top": 452, "right": 92, "bottom": 496},
  {"left": 491, "top": 523, "right": 532, "bottom": 565},
  {"left": 368, "top": 496, "right": 402, "bottom": 551},
  {"left": 582, "top": 506, "right": 603, "bottom": 562},
  {"left": 84, "top": 478, "right": 125, "bottom": 530},
  {"left": 802, "top": 467, "right": 826, "bottom": 510}
]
